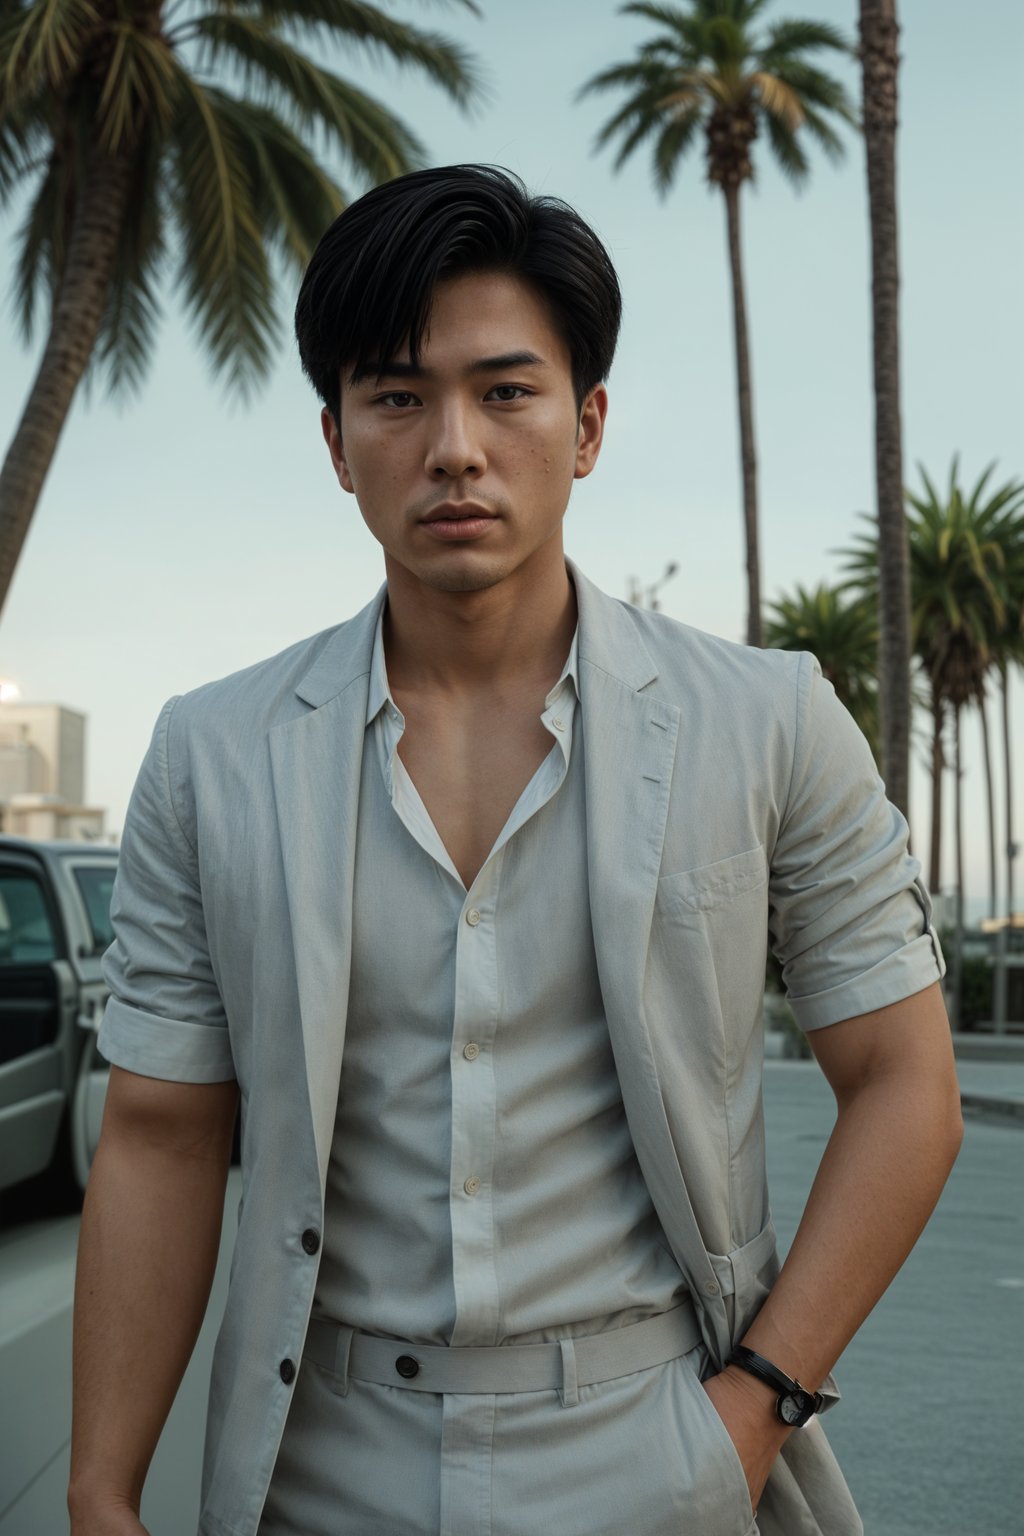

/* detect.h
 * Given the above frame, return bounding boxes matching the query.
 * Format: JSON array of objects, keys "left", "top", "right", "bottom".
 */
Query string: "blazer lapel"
[{"left": 268, "top": 579, "right": 387, "bottom": 1190}]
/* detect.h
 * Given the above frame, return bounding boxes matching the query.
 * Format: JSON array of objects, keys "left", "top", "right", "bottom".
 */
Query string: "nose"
[{"left": 424, "top": 401, "right": 485, "bottom": 480}]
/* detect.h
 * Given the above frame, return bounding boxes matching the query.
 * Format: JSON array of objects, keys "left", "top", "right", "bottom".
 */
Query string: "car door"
[
  {"left": 0, "top": 852, "right": 78, "bottom": 1192},
  {"left": 61, "top": 853, "right": 118, "bottom": 1188}
]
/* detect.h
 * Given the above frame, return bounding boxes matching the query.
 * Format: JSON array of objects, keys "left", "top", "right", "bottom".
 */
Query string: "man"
[{"left": 69, "top": 165, "right": 962, "bottom": 1536}]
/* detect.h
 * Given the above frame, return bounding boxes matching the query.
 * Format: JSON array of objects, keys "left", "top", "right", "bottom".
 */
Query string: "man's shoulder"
[
  {"left": 625, "top": 600, "right": 806, "bottom": 706},
  {"left": 171, "top": 621, "right": 349, "bottom": 725},
  {"left": 165, "top": 572, "right": 383, "bottom": 739}
]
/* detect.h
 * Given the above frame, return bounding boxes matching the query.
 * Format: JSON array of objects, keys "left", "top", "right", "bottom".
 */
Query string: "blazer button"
[
  {"left": 395, "top": 1354, "right": 420, "bottom": 1379},
  {"left": 301, "top": 1228, "right": 320, "bottom": 1254},
  {"left": 280, "top": 1358, "right": 296, "bottom": 1384}
]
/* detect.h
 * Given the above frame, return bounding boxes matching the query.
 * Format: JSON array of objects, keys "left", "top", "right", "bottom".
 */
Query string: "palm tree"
[
  {"left": 985, "top": 485, "right": 1024, "bottom": 923},
  {"left": 841, "top": 458, "right": 1022, "bottom": 1028},
  {"left": 578, "top": 0, "right": 856, "bottom": 648},
  {"left": 764, "top": 580, "right": 880, "bottom": 761},
  {"left": 0, "top": 0, "right": 483, "bottom": 620},
  {"left": 858, "top": 0, "right": 910, "bottom": 820}
]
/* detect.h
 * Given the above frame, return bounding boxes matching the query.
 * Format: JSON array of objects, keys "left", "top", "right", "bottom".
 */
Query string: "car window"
[
  {"left": 0, "top": 870, "right": 59, "bottom": 964},
  {"left": 71, "top": 862, "right": 117, "bottom": 953}
]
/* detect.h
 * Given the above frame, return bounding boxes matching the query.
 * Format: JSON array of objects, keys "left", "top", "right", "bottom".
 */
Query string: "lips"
[{"left": 420, "top": 504, "right": 497, "bottom": 523}]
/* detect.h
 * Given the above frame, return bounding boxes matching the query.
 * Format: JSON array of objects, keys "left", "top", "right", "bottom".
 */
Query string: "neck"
[{"left": 381, "top": 544, "right": 577, "bottom": 699}]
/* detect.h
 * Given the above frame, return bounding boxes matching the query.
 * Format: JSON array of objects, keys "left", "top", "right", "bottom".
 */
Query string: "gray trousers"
[{"left": 257, "top": 1336, "right": 758, "bottom": 1536}]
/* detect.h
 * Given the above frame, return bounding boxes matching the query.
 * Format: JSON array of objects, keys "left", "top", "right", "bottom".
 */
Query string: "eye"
[
  {"left": 374, "top": 391, "right": 419, "bottom": 408},
  {"left": 488, "top": 385, "right": 531, "bottom": 402}
]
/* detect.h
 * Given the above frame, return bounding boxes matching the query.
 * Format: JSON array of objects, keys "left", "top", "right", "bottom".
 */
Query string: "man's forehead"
[{"left": 345, "top": 271, "right": 569, "bottom": 387}]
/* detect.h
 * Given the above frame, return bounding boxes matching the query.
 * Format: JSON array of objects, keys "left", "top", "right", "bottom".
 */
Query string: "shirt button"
[
  {"left": 280, "top": 1358, "right": 296, "bottom": 1383},
  {"left": 463, "top": 1176, "right": 481, "bottom": 1196},
  {"left": 463, "top": 1042, "right": 481, "bottom": 1060},
  {"left": 703, "top": 1280, "right": 721, "bottom": 1297},
  {"left": 465, "top": 908, "right": 481, "bottom": 926},
  {"left": 551, "top": 717, "right": 565, "bottom": 730},
  {"left": 301, "top": 1228, "right": 320, "bottom": 1254}
]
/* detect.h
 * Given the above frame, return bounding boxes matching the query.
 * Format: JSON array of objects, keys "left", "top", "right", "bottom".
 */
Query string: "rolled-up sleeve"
[
  {"left": 97, "top": 696, "right": 236, "bottom": 1082},
  {"left": 768, "top": 652, "right": 946, "bottom": 1031}
]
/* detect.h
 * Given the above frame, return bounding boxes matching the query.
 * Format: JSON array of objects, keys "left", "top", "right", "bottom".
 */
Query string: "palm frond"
[
  {"left": 749, "top": 70, "right": 804, "bottom": 130},
  {"left": 0, "top": 0, "right": 100, "bottom": 103},
  {"left": 164, "top": 68, "right": 278, "bottom": 402},
  {"left": 93, "top": 27, "right": 181, "bottom": 154},
  {"left": 81, "top": 118, "right": 168, "bottom": 404},
  {"left": 212, "top": 93, "right": 348, "bottom": 269},
  {"left": 652, "top": 104, "right": 702, "bottom": 192},
  {"left": 209, "top": 0, "right": 485, "bottom": 111},
  {"left": 759, "top": 17, "right": 852, "bottom": 64},
  {"left": 0, "top": 89, "right": 53, "bottom": 206},
  {"left": 182, "top": 12, "right": 422, "bottom": 177},
  {"left": 763, "top": 109, "right": 808, "bottom": 184},
  {"left": 9, "top": 139, "right": 70, "bottom": 345}
]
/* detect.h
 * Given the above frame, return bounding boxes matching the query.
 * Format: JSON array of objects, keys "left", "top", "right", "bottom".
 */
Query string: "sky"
[{"left": 1, "top": 0, "right": 1022, "bottom": 919}]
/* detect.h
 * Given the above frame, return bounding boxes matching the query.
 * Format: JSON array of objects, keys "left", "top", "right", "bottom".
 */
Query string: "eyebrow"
[{"left": 358, "top": 350, "right": 549, "bottom": 383}]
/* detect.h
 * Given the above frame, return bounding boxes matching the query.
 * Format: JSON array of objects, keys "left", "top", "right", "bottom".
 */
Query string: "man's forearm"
[
  {"left": 702, "top": 984, "right": 962, "bottom": 1516},
  {"left": 68, "top": 1130, "right": 230, "bottom": 1520},
  {"left": 734, "top": 1061, "right": 963, "bottom": 1395}
]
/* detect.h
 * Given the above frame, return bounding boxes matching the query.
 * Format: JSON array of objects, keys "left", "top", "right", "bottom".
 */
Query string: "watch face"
[{"left": 778, "top": 1391, "right": 812, "bottom": 1427}]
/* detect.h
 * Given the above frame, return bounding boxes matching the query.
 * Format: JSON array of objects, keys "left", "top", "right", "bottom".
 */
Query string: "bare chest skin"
[{"left": 392, "top": 688, "right": 559, "bottom": 891}]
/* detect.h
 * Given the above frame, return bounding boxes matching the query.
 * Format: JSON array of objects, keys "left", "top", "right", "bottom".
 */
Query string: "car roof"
[{"left": 0, "top": 835, "right": 118, "bottom": 860}]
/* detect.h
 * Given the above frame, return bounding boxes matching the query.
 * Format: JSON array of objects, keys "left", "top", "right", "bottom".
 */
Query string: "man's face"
[{"left": 321, "top": 269, "right": 607, "bottom": 594}]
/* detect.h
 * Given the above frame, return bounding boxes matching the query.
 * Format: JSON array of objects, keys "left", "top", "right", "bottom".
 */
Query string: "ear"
[
  {"left": 321, "top": 405, "right": 355, "bottom": 494},
  {"left": 573, "top": 385, "right": 609, "bottom": 481}
]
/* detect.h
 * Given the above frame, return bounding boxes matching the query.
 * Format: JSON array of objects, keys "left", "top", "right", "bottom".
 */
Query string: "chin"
[{"left": 422, "top": 564, "right": 509, "bottom": 594}]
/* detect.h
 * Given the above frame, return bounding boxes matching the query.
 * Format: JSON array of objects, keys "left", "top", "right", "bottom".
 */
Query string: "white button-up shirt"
[{"left": 313, "top": 597, "right": 688, "bottom": 1347}]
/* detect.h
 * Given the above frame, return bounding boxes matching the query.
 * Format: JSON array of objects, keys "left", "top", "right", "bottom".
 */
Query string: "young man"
[{"left": 70, "top": 166, "right": 962, "bottom": 1536}]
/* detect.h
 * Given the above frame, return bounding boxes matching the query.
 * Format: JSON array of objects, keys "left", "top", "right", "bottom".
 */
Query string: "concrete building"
[{"left": 0, "top": 703, "right": 106, "bottom": 840}]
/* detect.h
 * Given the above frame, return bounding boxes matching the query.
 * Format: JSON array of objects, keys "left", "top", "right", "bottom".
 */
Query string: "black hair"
[{"left": 293, "top": 164, "right": 622, "bottom": 427}]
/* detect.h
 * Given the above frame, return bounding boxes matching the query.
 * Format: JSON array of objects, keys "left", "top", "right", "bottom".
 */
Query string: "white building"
[{"left": 0, "top": 703, "right": 107, "bottom": 840}]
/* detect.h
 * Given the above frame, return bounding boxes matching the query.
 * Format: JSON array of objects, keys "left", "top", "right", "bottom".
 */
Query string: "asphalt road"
[
  {"left": 763, "top": 1060, "right": 1024, "bottom": 1536},
  {"left": 1, "top": 1061, "right": 1021, "bottom": 1534}
]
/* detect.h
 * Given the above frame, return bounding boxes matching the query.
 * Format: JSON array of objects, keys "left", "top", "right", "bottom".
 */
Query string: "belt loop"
[
  {"left": 330, "top": 1323, "right": 354, "bottom": 1397},
  {"left": 558, "top": 1337, "right": 579, "bottom": 1408}
]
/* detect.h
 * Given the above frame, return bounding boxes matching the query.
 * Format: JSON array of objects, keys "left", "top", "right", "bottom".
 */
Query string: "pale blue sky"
[{"left": 1, "top": 0, "right": 1021, "bottom": 913}]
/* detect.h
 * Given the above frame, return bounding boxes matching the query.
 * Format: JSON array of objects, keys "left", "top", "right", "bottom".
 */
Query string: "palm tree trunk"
[
  {"left": 859, "top": 0, "right": 911, "bottom": 819},
  {"left": 0, "top": 144, "right": 135, "bottom": 620},
  {"left": 722, "top": 183, "right": 761, "bottom": 649},
  {"left": 951, "top": 702, "right": 964, "bottom": 1031},
  {"left": 978, "top": 686, "right": 997, "bottom": 919},
  {"left": 929, "top": 685, "right": 944, "bottom": 893},
  {"left": 1003, "top": 661, "right": 1017, "bottom": 918}
]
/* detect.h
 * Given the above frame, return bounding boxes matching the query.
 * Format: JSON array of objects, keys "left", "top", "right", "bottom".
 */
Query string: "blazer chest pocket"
[
  {"left": 653, "top": 846, "right": 770, "bottom": 1049},
  {"left": 656, "top": 844, "right": 768, "bottom": 917}
]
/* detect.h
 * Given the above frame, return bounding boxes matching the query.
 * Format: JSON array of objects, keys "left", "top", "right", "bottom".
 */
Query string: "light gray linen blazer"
[{"left": 97, "top": 555, "right": 945, "bottom": 1536}]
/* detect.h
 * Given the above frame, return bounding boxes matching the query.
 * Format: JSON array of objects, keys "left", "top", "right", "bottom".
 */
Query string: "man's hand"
[{"left": 702, "top": 1364, "right": 792, "bottom": 1515}]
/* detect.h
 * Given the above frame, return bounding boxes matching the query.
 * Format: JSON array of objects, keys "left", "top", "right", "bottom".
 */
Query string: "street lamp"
[{"left": 626, "top": 562, "right": 679, "bottom": 611}]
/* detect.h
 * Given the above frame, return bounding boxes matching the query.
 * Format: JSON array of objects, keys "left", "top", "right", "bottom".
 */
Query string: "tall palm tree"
[
  {"left": 0, "top": 0, "right": 482, "bottom": 620},
  {"left": 578, "top": 0, "right": 856, "bottom": 647},
  {"left": 764, "top": 580, "right": 880, "bottom": 760},
  {"left": 859, "top": 0, "right": 910, "bottom": 820}
]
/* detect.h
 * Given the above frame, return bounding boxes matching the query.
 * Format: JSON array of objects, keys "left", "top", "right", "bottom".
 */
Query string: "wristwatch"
[{"left": 725, "top": 1345, "right": 825, "bottom": 1428}]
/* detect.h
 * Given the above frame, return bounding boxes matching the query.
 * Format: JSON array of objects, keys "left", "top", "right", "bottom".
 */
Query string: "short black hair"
[{"left": 294, "top": 164, "right": 622, "bottom": 426}]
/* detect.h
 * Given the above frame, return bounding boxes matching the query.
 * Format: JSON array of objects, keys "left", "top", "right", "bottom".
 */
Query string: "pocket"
[
  {"left": 657, "top": 845, "right": 768, "bottom": 915},
  {"left": 678, "top": 1350, "right": 757, "bottom": 1532},
  {"left": 651, "top": 848, "right": 770, "bottom": 1060}
]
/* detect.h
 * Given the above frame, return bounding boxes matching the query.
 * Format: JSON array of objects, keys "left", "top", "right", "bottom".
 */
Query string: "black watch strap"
[{"left": 726, "top": 1345, "right": 825, "bottom": 1425}]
